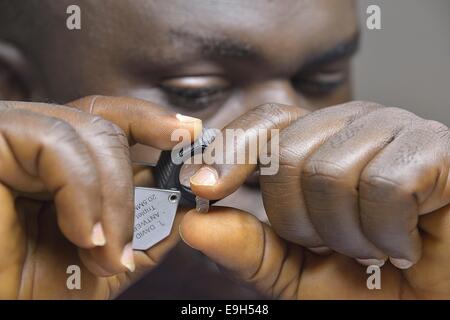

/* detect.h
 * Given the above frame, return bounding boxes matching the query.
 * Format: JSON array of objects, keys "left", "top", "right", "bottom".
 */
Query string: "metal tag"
[{"left": 132, "top": 187, "right": 180, "bottom": 250}]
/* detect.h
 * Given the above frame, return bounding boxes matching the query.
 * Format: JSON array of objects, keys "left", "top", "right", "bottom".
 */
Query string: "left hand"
[
  {"left": 181, "top": 101, "right": 450, "bottom": 299},
  {"left": 0, "top": 96, "right": 201, "bottom": 299}
]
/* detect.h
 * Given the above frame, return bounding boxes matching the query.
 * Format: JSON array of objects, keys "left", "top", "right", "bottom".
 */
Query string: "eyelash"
[
  {"left": 159, "top": 82, "right": 230, "bottom": 112},
  {"left": 159, "top": 65, "right": 348, "bottom": 112},
  {"left": 292, "top": 66, "right": 349, "bottom": 97}
]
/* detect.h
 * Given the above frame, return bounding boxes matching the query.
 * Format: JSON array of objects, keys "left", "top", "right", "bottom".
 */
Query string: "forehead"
[
  {"left": 27, "top": 0, "right": 357, "bottom": 100},
  {"left": 86, "top": 0, "right": 357, "bottom": 67}
]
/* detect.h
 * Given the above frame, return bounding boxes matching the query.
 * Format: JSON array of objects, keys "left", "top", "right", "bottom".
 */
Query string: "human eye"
[
  {"left": 159, "top": 75, "right": 231, "bottom": 112},
  {"left": 292, "top": 60, "right": 350, "bottom": 97}
]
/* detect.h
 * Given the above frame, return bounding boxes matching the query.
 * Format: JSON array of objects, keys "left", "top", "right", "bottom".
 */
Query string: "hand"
[
  {"left": 0, "top": 96, "right": 202, "bottom": 299},
  {"left": 181, "top": 101, "right": 450, "bottom": 299}
]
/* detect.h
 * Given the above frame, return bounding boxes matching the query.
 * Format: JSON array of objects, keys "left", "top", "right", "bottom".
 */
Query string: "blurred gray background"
[{"left": 354, "top": 0, "right": 450, "bottom": 124}]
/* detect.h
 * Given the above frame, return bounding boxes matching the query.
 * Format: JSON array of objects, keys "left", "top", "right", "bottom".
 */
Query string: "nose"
[
  {"left": 240, "top": 79, "right": 311, "bottom": 117},
  {"left": 207, "top": 79, "right": 313, "bottom": 129}
]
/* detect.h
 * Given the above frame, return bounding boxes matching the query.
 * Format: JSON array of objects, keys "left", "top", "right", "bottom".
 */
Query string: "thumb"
[
  {"left": 179, "top": 207, "right": 304, "bottom": 299},
  {"left": 188, "top": 103, "right": 302, "bottom": 200}
]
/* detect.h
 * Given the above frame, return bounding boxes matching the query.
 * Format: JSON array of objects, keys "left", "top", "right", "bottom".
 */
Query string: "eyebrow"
[
  {"left": 301, "top": 33, "right": 360, "bottom": 71},
  {"left": 169, "top": 29, "right": 359, "bottom": 67},
  {"left": 169, "top": 30, "right": 259, "bottom": 59}
]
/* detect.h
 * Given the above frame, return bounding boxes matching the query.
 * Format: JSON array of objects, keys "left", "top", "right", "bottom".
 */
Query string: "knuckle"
[
  {"left": 424, "top": 120, "right": 450, "bottom": 139},
  {"left": 254, "top": 102, "right": 287, "bottom": 115},
  {"left": 86, "top": 116, "right": 126, "bottom": 141},
  {"left": 250, "top": 103, "right": 298, "bottom": 127},
  {"left": 334, "top": 100, "right": 385, "bottom": 112},
  {"left": 41, "top": 117, "right": 79, "bottom": 146},
  {"left": 85, "top": 116, "right": 129, "bottom": 153},
  {"left": 328, "top": 123, "right": 365, "bottom": 148},
  {"left": 381, "top": 106, "right": 416, "bottom": 119},
  {"left": 88, "top": 115, "right": 115, "bottom": 132},
  {"left": 302, "top": 159, "right": 348, "bottom": 191},
  {"left": 425, "top": 119, "right": 448, "bottom": 131},
  {"left": 360, "top": 173, "right": 415, "bottom": 202},
  {"left": 278, "top": 144, "right": 302, "bottom": 167}
]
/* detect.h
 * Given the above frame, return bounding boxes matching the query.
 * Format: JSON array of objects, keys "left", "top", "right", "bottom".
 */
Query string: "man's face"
[{"left": 28, "top": 0, "right": 358, "bottom": 128}]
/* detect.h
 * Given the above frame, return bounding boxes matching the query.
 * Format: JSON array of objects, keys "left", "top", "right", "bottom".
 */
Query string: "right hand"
[
  {"left": 180, "top": 102, "right": 450, "bottom": 299},
  {"left": 0, "top": 96, "right": 202, "bottom": 299}
]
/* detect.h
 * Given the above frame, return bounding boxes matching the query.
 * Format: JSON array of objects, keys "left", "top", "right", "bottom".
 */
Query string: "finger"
[
  {"left": 410, "top": 205, "right": 450, "bottom": 297},
  {"left": 180, "top": 207, "right": 304, "bottom": 299},
  {"left": 0, "top": 183, "right": 25, "bottom": 298},
  {"left": 260, "top": 101, "right": 381, "bottom": 249},
  {"left": 12, "top": 98, "right": 199, "bottom": 274},
  {"left": 133, "top": 165, "right": 155, "bottom": 187},
  {"left": 74, "top": 119, "right": 134, "bottom": 275},
  {"left": 301, "top": 108, "right": 419, "bottom": 264},
  {"left": 7, "top": 101, "right": 135, "bottom": 274},
  {"left": 0, "top": 106, "right": 102, "bottom": 249},
  {"left": 189, "top": 103, "right": 303, "bottom": 200},
  {"left": 360, "top": 120, "right": 450, "bottom": 269},
  {"left": 68, "top": 95, "right": 202, "bottom": 149},
  {"left": 179, "top": 207, "right": 412, "bottom": 299}
]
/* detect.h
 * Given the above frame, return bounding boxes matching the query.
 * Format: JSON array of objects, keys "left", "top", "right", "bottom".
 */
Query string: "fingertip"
[
  {"left": 389, "top": 257, "right": 415, "bottom": 269},
  {"left": 178, "top": 219, "right": 196, "bottom": 250},
  {"left": 175, "top": 113, "right": 203, "bottom": 141},
  {"left": 79, "top": 242, "right": 135, "bottom": 276},
  {"left": 91, "top": 222, "right": 106, "bottom": 247},
  {"left": 189, "top": 167, "right": 236, "bottom": 200},
  {"left": 57, "top": 215, "right": 98, "bottom": 250},
  {"left": 120, "top": 243, "right": 135, "bottom": 272},
  {"left": 53, "top": 184, "right": 103, "bottom": 249},
  {"left": 176, "top": 113, "right": 202, "bottom": 125},
  {"left": 356, "top": 258, "right": 386, "bottom": 267},
  {"left": 189, "top": 168, "right": 222, "bottom": 200},
  {"left": 78, "top": 249, "right": 117, "bottom": 277},
  {"left": 178, "top": 209, "right": 204, "bottom": 249},
  {"left": 190, "top": 167, "right": 218, "bottom": 187}
]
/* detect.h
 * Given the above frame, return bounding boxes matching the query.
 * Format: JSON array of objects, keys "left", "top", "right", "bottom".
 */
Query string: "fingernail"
[
  {"left": 91, "top": 222, "right": 106, "bottom": 246},
  {"left": 389, "top": 257, "right": 414, "bottom": 269},
  {"left": 190, "top": 167, "right": 218, "bottom": 186},
  {"left": 176, "top": 114, "right": 202, "bottom": 140},
  {"left": 176, "top": 114, "right": 201, "bottom": 123},
  {"left": 120, "top": 243, "right": 135, "bottom": 272},
  {"left": 356, "top": 258, "right": 386, "bottom": 267}
]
